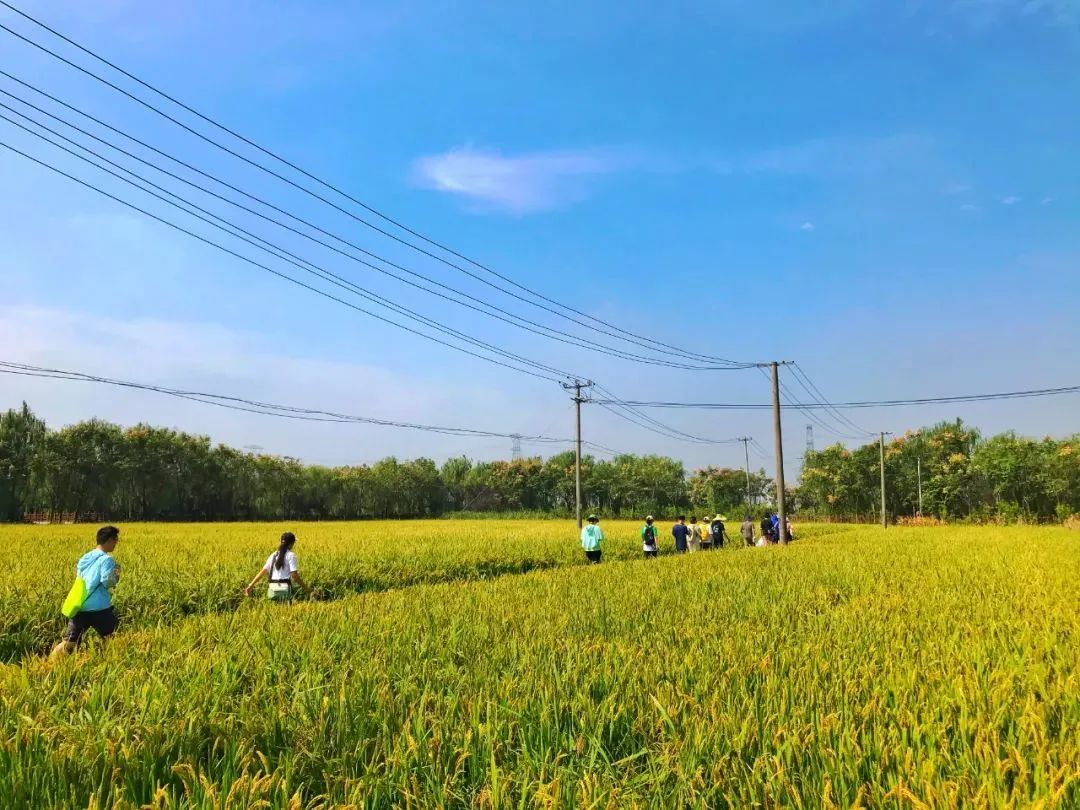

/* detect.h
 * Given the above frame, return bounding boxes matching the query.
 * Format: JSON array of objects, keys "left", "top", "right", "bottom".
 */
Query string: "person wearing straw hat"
[
  {"left": 640, "top": 515, "right": 659, "bottom": 558},
  {"left": 580, "top": 514, "right": 604, "bottom": 564},
  {"left": 709, "top": 514, "right": 728, "bottom": 549}
]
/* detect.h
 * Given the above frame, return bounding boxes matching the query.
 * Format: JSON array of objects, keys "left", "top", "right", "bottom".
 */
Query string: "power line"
[
  {"left": 790, "top": 362, "right": 874, "bottom": 436},
  {"left": 2, "top": 110, "right": 750, "bottom": 447},
  {"left": 0, "top": 136, "right": 581, "bottom": 385},
  {"left": 590, "top": 382, "right": 743, "bottom": 445},
  {"left": 0, "top": 79, "right": 741, "bottom": 372},
  {"left": 755, "top": 364, "right": 870, "bottom": 442},
  {"left": 590, "top": 384, "right": 1080, "bottom": 410},
  {"left": 779, "top": 379, "right": 870, "bottom": 441},
  {"left": 0, "top": 106, "right": 734, "bottom": 385},
  {"left": 0, "top": 4, "right": 759, "bottom": 369},
  {"left": 0, "top": 105, "right": 757, "bottom": 450},
  {"left": 0, "top": 360, "right": 592, "bottom": 444},
  {"left": 771, "top": 369, "right": 867, "bottom": 441}
]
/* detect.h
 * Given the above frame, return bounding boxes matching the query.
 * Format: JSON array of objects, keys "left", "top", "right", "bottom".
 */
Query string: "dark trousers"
[
  {"left": 643, "top": 549, "right": 658, "bottom": 558},
  {"left": 63, "top": 607, "right": 118, "bottom": 644},
  {"left": 585, "top": 550, "right": 602, "bottom": 564}
]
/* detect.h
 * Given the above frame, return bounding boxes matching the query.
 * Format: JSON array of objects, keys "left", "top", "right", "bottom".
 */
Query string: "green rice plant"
[
  {"left": 1, "top": 520, "right": 856, "bottom": 661},
  {"left": 0, "top": 523, "right": 1075, "bottom": 807}
]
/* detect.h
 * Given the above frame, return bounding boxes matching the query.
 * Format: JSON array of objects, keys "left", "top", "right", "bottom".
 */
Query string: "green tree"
[{"left": 0, "top": 403, "right": 47, "bottom": 521}]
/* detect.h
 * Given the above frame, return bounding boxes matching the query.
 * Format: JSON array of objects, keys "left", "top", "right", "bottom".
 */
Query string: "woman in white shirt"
[{"left": 243, "top": 531, "right": 310, "bottom": 602}]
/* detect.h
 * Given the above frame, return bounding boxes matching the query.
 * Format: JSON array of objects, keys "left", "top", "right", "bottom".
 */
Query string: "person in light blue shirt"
[
  {"left": 580, "top": 514, "right": 604, "bottom": 563},
  {"left": 51, "top": 525, "right": 121, "bottom": 658}
]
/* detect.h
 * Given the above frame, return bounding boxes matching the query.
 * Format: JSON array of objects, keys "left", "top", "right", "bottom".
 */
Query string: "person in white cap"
[
  {"left": 640, "top": 515, "right": 659, "bottom": 558},
  {"left": 709, "top": 515, "right": 727, "bottom": 549}
]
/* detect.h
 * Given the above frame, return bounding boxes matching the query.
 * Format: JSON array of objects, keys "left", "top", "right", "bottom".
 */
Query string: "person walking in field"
[
  {"left": 740, "top": 515, "right": 755, "bottom": 547},
  {"left": 580, "top": 515, "right": 604, "bottom": 563},
  {"left": 641, "top": 515, "right": 659, "bottom": 558},
  {"left": 672, "top": 516, "right": 689, "bottom": 553},
  {"left": 709, "top": 515, "right": 727, "bottom": 549},
  {"left": 700, "top": 515, "right": 714, "bottom": 550},
  {"left": 51, "top": 525, "right": 122, "bottom": 658},
  {"left": 244, "top": 531, "right": 310, "bottom": 601},
  {"left": 687, "top": 517, "right": 703, "bottom": 552},
  {"left": 760, "top": 514, "right": 774, "bottom": 544}
]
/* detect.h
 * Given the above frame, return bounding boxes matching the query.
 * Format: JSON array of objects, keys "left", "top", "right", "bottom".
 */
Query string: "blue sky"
[{"left": 1, "top": 0, "right": 1077, "bottom": 475}]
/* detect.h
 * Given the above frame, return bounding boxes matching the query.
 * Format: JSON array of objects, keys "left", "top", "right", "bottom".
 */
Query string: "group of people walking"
[
  {"left": 580, "top": 512, "right": 795, "bottom": 563},
  {"left": 52, "top": 526, "right": 309, "bottom": 657},
  {"left": 55, "top": 515, "right": 797, "bottom": 655}
]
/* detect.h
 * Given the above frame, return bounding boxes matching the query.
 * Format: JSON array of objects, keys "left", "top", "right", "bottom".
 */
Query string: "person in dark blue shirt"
[
  {"left": 760, "top": 515, "right": 774, "bottom": 543},
  {"left": 671, "top": 515, "right": 689, "bottom": 553}
]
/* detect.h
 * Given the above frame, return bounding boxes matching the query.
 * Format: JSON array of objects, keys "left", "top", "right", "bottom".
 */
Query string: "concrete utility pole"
[
  {"left": 770, "top": 362, "right": 790, "bottom": 544},
  {"left": 913, "top": 430, "right": 925, "bottom": 517},
  {"left": 879, "top": 431, "right": 892, "bottom": 528},
  {"left": 738, "top": 437, "right": 752, "bottom": 513},
  {"left": 562, "top": 379, "right": 594, "bottom": 529},
  {"left": 917, "top": 456, "right": 923, "bottom": 516}
]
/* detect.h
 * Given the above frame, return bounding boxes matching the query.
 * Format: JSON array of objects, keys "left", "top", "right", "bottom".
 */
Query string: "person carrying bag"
[
  {"left": 244, "top": 531, "right": 310, "bottom": 602},
  {"left": 52, "top": 525, "right": 122, "bottom": 658}
]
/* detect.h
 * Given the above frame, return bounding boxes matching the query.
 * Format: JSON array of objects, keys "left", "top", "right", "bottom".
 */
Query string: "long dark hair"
[{"left": 274, "top": 532, "right": 296, "bottom": 572}]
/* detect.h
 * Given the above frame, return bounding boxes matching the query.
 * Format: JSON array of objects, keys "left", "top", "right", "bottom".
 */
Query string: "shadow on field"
[
  {"left": 15, "top": 525, "right": 861, "bottom": 664},
  {"left": 13, "top": 556, "right": 579, "bottom": 663}
]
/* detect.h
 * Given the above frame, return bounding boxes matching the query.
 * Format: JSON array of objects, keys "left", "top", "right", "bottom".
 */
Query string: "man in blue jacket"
[
  {"left": 672, "top": 515, "right": 689, "bottom": 553},
  {"left": 51, "top": 525, "right": 121, "bottom": 658}
]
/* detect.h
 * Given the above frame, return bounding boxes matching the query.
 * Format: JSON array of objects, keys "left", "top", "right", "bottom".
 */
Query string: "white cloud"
[
  {"left": 412, "top": 133, "right": 933, "bottom": 215},
  {"left": 0, "top": 305, "right": 553, "bottom": 465},
  {"left": 959, "top": 203, "right": 981, "bottom": 212},
  {"left": 411, "top": 146, "right": 637, "bottom": 214},
  {"left": 1041, "top": 195, "right": 1055, "bottom": 205},
  {"left": 799, "top": 221, "right": 815, "bottom": 231},
  {"left": 1000, "top": 195, "right": 1021, "bottom": 205}
]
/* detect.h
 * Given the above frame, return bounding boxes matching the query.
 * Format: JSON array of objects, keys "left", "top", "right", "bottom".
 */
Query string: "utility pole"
[
  {"left": 562, "top": 379, "right": 594, "bottom": 529},
  {"left": 738, "top": 437, "right": 752, "bottom": 512},
  {"left": 917, "top": 456, "right": 923, "bottom": 517},
  {"left": 769, "top": 362, "right": 791, "bottom": 544},
  {"left": 879, "top": 431, "right": 892, "bottom": 528}
]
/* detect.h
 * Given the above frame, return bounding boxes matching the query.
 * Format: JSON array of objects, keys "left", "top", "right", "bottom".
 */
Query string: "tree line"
[
  {"left": 799, "top": 419, "right": 1079, "bottom": 523},
  {"left": 0, "top": 403, "right": 772, "bottom": 522},
  {"left": 2, "top": 405, "right": 1075, "bottom": 523}
]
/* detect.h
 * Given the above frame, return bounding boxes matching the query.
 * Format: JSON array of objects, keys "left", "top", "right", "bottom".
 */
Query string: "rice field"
[{"left": 1, "top": 521, "right": 1077, "bottom": 808}]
